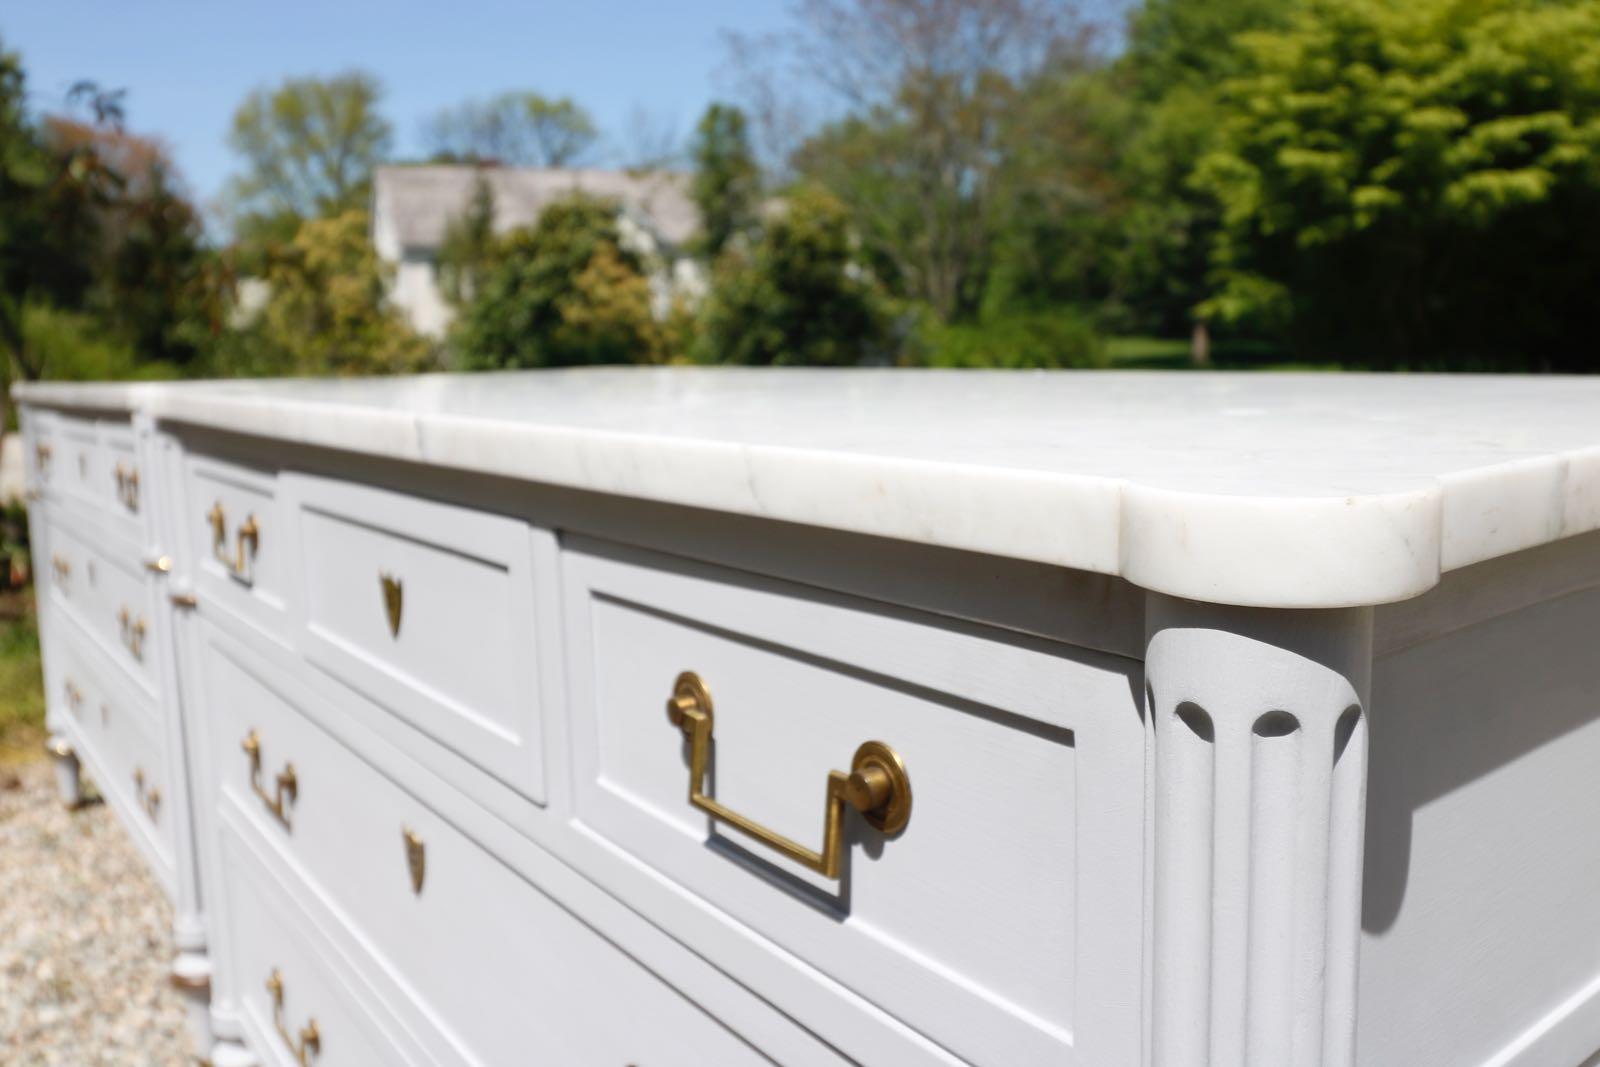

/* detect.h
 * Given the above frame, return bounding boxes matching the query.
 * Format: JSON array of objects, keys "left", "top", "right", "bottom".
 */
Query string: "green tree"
[
  {"left": 253, "top": 209, "right": 432, "bottom": 376},
  {"left": 786, "top": 0, "right": 1086, "bottom": 322},
  {"left": 1193, "top": 0, "right": 1600, "bottom": 367},
  {"left": 693, "top": 186, "right": 893, "bottom": 366},
  {"left": 227, "top": 73, "right": 392, "bottom": 229},
  {"left": 454, "top": 195, "right": 668, "bottom": 368},
  {"left": 422, "top": 92, "right": 598, "bottom": 166},
  {"left": 1103, "top": 0, "right": 1297, "bottom": 346},
  {"left": 690, "top": 104, "right": 759, "bottom": 257},
  {"left": 436, "top": 173, "right": 498, "bottom": 308}
]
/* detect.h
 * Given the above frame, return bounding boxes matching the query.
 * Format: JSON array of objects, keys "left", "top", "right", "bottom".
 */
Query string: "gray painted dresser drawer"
[
  {"left": 561, "top": 536, "right": 1146, "bottom": 1067},
  {"left": 292, "top": 472, "right": 549, "bottom": 805}
]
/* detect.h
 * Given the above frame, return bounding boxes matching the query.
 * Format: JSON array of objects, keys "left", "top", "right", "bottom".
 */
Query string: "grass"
[
  {"left": 1105, "top": 335, "right": 1341, "bottom": 372},
  {"left": 0, "top": 588, "right": 45, "bottom": 763}
]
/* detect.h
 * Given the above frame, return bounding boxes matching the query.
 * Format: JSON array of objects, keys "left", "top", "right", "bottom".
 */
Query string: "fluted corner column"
[{"left": 1144, "top": 594, "right": 1373, "bottom": 1067}]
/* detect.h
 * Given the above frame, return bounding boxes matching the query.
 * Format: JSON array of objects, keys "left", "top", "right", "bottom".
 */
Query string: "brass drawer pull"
[
  {"left": 132, "top": 766, "right": 161, "bottom": 820},
  {"left": 241, "top": 729, "right": 297, "bottom": 830},
  {"left": 63, "top": 679, "right": 82, "bottom": 709},
  {"left": 34, "top": 442, "right": 52, "bottom": 478},
  {"left": 50, "top": 554, "right": 70, "bottom": 583},
  {"left": 207, "top": 502, "right": 260, "bottom": 581},
  {"left": 665, "top": 671, "right": 911, "bottom": 879},
  {"left": 403, "top": 827, "right": 425, "bottom": 894},
  {"left": 380, "top": 572, "right": 403, "bottom": 638},
  {"left": 117, "top": 605, "right": 148, "bottom": 660},
  {"left": 113, "top": 463, "right": 140, "bottom": 512},
  {"left": 265, "top": 969, "right": 321, "bottom": 1065}
]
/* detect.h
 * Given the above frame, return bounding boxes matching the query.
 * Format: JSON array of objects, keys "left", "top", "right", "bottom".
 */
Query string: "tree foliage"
[
  {"left": 436, "top": 174, "right": 498, "bottom": 308},
  {"left": 422, "top": 92, "right": 598, "bottom": 167},
  {"left": 228, "top": 73, "right": 392, "bottom": 228},
  {"left": 454, "top": 196, "right": 669, "bottom": 368},
  {"left": 693, "top": 186, "right": 893, "bottom": 366},
  {"left": 787, "top": 0, "right": 1091, "bottom": 322},
  {"left": 1193, "top": 0, "right": 1600, "bottom": 367},
  {"left": 690, "top": 104, "right": 760, "bottom": 258},
  {"left": 254, "top": 209, "right": 433, "bottom": 376}
]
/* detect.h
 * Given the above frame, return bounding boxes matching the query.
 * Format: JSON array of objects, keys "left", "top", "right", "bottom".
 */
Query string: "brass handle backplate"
[
  {"left": 133, "top": 766, "right": 161, "bottom": 821},
  {"left": 208, "top": 502, "right": 260, "bottom": 582},
  {"left": 665, "top": 671, "right": 910, "bottom": 880},
  {"left": 35, "top": 442, "right": 51, "bottom": 479},
  {"left": 242, "top": 729, "right": 297, "bottom": 830},
  {"left": 113, "top": 462, "right": 140, "bottom": 512},
  {"left": 265, "top": 969, "right": 321, "bottom": 1065},
  {"left": 50, "top": 554, "right": 70, "bottom": 584},
  {"left": 118, "top": 605, "right": 148, "bottom": 660}
]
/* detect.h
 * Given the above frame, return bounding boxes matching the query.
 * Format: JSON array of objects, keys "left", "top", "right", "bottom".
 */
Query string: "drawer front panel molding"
[
  {"left": 563, "top": 537, "right": 1145, "bottom": 1066},
  {"left": 293, "top": 473, "right": 548, "bottom": 804}
]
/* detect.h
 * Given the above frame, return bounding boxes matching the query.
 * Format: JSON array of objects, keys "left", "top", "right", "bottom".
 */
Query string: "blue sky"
[{"left": 3, "top": 0, "right": 794, "bottom": 217}]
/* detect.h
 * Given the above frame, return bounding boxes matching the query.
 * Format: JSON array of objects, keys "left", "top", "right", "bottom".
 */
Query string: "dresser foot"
[
  {"left": 1145, "top": 595, "right": 1373, "bottom": 1067},
  {"left": 172, "top": 950, "right": 214, "bottom": 1060},
  {"left": 206, "top": 1038, "right": 257, "bottom": 1067},
  {"left": 44, "top": 735, "right": 82, "bottom": 808}
]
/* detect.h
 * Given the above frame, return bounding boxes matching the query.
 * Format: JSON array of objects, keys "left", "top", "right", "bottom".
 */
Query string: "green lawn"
[
  {"left": 0, "top": 589, "right": 45, "bottom": 762},
  {"left": 1105, "top": 335, "right": 1340, "bottom": 372}
]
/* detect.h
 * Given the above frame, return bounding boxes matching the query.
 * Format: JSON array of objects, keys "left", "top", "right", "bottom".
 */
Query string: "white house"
[{"left": 371, "top": 164, "right": 705, "bottom": 338}]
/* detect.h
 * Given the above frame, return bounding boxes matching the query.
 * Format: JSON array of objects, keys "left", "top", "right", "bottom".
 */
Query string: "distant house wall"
[{"left": 393, "top": 254, "right": 454, "bottom": 339}]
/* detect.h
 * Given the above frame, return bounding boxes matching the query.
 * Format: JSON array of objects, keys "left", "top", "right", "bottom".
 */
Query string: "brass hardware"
[
  {"left": 133, "top": 766, "right": 161, "bottom": 820},
  {"left": 241, "top": 730, "right": 297, "bottom": 830},
  {"left": 114, "top": 462, "right": 140, "bottom": 512},
  {"left": 145, "top": 555, "right": 172, "bottom": 574},
  {"left": 169, "top": 592, "right": 199, "bottom": 609},
  {"left": 45, "top": 736, "right": 74, "bottom": 761},
  {"left": 118, "top": 605, "right": 148, "bottom": 660},
  {"left": 63, "top": 679, "right": 82, "bottom": 709},
  {"left": 665, "top": 671, "right": 911, "bottom": 879},
  {"left": 34, "top": 442, "right": 52, "bottom": 480},
  {"left": 208, "top": 502, "right": 261, "bottom": 581},
  {"left": 265, "top": 969, "right": 321, "bottom": 1066},
  {"left": 50, "top": 554, "right": 70, "bottom": 582},
  {"left": 380, "top": 573, "right": 403, "bottom": 638},
  {"left": 403, "top": 827, "right": 426, "bottom": 894}
]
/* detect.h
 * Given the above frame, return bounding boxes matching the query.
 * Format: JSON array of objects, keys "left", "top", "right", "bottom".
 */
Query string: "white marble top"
[{"left": 17, "top": 368, "right": 1600, "bottom": 608}]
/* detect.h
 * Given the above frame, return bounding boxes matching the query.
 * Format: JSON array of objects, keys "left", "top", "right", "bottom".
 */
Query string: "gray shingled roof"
[{"left": 374, "top": 164, "right": 701, "bottom": 251}]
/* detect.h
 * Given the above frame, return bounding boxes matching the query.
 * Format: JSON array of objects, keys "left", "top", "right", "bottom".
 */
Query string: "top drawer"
[
  {"left": 29, "top": 411, "right": 145, "bottom": 539},
  {"left": 183, "top": 450, "right": 288, "bottom": 644},
  {"left": 561, "top": 539, "right": 1146, "bottom": 1067},
  {"left": 292, "top": 473, "right": 548, "bottom": 805}
]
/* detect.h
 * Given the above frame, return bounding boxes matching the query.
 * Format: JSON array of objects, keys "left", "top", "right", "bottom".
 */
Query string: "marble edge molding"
[{"left": 17, "top": 379, "right": 1599, "bottom": 610}]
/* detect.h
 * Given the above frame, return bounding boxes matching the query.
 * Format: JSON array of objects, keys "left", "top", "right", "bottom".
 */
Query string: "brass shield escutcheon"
[
  {"left": 403, "top": 827, "right": 425, "bottom": 894},
  {"left": 380, "top": 572, "right": 403, "bottom": 638}
]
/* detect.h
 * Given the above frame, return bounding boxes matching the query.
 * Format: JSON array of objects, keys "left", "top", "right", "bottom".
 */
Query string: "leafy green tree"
[
  {"left": 693, "top": 186, "right": 893, "bottom": 366},
  {"left": 690, "top": 104, "right": 759, "bottom": 257},
  {"left": 1102, "top": 0, "right": 1297, "bottom": 345},
  {"left": 422, "top": 92, "right": 598, "bottom": 166},
  {"left": 436, "top": 174, "right": 498, "bottom": 308},
  {"left": 455, "top": 195, "right": 668, "bottom": 368},
  {"left": 1193, "top": 0, "right": 1600, "bottom": 367},
  {"left": 227, "top": 73, "right": 392, "bottom": 228},
  {"left": 253, "top": 209, "right": 433, "bottom": 376}
]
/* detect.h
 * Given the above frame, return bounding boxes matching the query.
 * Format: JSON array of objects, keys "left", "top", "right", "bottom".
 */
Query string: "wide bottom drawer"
[{"left": 204, "top": 624, "right": 776, "bottom": 1066}]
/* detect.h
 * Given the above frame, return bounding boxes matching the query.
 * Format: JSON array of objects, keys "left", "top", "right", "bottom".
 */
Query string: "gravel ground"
[{"left": 0, "top": 758, "right": 194, "bottom": 1066}]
